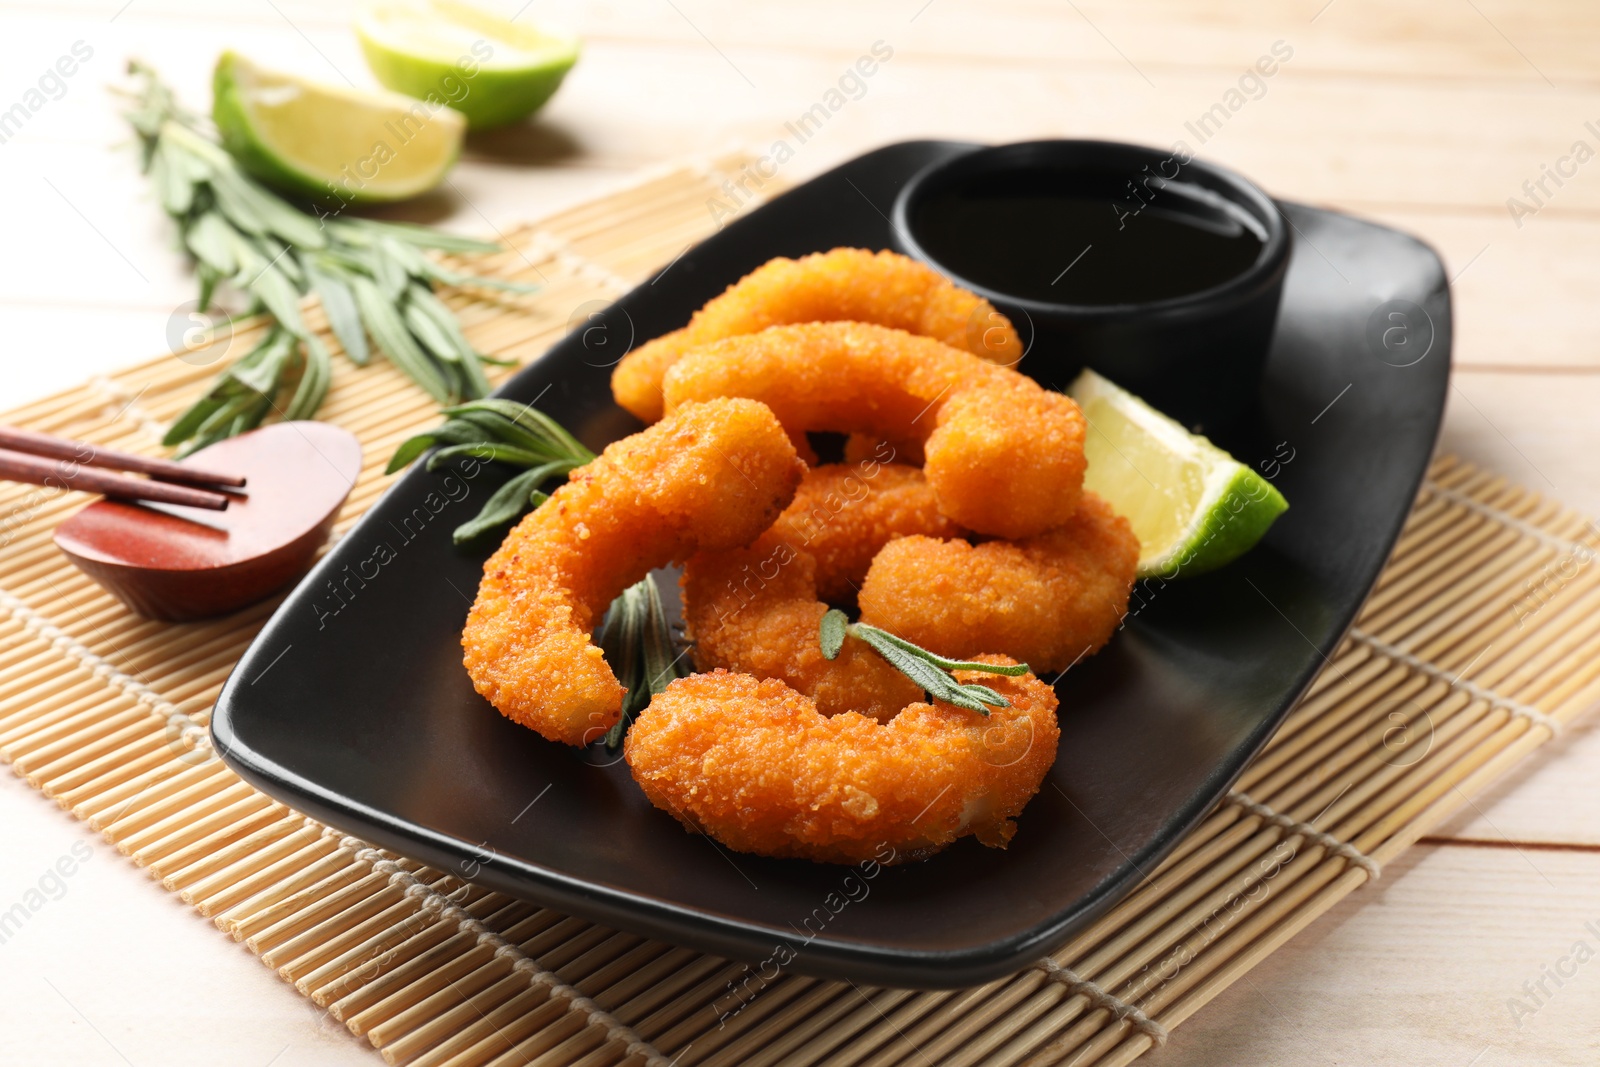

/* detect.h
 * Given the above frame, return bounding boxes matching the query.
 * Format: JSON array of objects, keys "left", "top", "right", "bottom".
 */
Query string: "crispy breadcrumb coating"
[
  {"left": 681, "top": 530, "right": 921, "bottom": 722},
  {"left": 778, "top": 461, "right": 966, "bottom": 603},
  {"left": 624, "top": 662, "right": 1059, "bottom": 864},
  {"left": 858, "top": 493, "right": 1140, "bottom": 673},
  {"left": 682, "top": 462, "right": 969, "bottom": 720},
  {"left": 662, "top": 322, "right": 1085, "bottom": 539},
  {"left": 611, "top": 248, "right": 1023, "bottom": 422},
  {"left": 462, "top": 398, "right": 804, "bottom": 745}
]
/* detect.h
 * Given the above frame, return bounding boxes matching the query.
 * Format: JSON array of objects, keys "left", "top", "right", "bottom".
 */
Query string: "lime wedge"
[
  {"left": 356, "top": 0, "right": 580, "bottom": 130},
  {"left": 213, "top": 51, "right": 465, "bottom": 203},
  {"left": 1069, "top": 369, "right": 1287, "bottom": 578}
]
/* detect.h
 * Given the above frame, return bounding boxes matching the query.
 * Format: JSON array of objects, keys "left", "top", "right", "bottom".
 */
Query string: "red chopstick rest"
[{"left": 52, "top": 422, "right": 362, "bottom": 621}]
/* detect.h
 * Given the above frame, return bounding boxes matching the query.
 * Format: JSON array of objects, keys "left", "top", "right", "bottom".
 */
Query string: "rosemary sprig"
[
  {"left": 598, "top": 575, "right": 688, "bottom": 751},
  {"left": 394, "top": 401, "right": 682, "bottom": 749},
  {"left": 119, "top": 61, "right": 533, "bottom": 455},
  {"left": 819, "top": 608, "right": 1028, "bottom": 714},
  {"left": 387, "top": 398, "right": 595, "bottom": 544}
]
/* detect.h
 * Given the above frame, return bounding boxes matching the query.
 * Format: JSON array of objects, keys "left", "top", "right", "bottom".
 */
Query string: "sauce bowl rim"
[{"left": 890, "top": 138, "right": 1292, "bottom": 320}]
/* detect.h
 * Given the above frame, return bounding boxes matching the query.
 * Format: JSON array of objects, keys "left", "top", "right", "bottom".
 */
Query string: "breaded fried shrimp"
[
  {"left": 611, "top": 248, "right": 1023, "bottom": 422},
  {"left": 462, "top": 398, "right": 805, "bottom": 745},
  {"left": 681, "top": 530, "right": 921, "bottom": 722},
  {"left": 858, "top": 492, "right": 1140, "bottom": 673},
  {"left": 844, "top": 433, "right": 923, "bottom": 469},
  {"left": 682, "top": 462, "right": 968, "bottom": 721},
  {"left": 662, "top": 322, "right": 1086, "bottom": 539},
  {"left": 624, "top": 663, "right": 1060, "bottom": 864},
  {"left": 779, "top": 461, "right": 966, "bottom": 602}
]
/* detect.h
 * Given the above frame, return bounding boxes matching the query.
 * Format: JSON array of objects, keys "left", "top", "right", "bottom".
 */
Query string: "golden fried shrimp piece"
[
  {"left": 844, "top": 433, "right": 923, "bottom": 468},
  {"left": 624, "top": 663, "right": 1060, "bottom": 864},
  {"left": 662, "top": 322, "right": 1085, "bottom": 539},
  {"left": 779, "top": 461, "right": 966, "bottom": 602},
  {"left": 611, "top": 248, "right": 1023, "bottom": 422},
  {"left": 681, "top": 462, "right": 965, "bottom": 721},
  {"left": 681, "top": 531, "right": 921, "bottom": 722},
  {"left": 858, "top": 493, "right": 1140, "bottom": 673},
  {"left": 462, "top": 398, "right": 805, "bottom": 746}
]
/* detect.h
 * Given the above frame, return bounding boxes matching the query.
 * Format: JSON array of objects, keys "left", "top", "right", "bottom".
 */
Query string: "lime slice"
[
  {"left": 1069, "top": 369, "right": 1287, "bottom": 578},
  {"left": 212, "top": 51, "right": 464, "bottom": 203},
  {"left": 356, "top": 0, "right": 580, "bottom": 130}
]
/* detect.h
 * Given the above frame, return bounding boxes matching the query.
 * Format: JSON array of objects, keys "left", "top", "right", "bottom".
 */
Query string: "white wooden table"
[{"left": 1, "top": 2, "right": 1596, "bottom": 1064}]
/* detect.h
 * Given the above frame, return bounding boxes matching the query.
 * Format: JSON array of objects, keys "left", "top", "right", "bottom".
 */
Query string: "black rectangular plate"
[{"left": 213, "top": 141, "right": 1450, "bottom": 989}]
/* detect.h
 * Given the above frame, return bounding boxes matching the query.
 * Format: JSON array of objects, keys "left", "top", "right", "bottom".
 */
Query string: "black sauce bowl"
[{"left": 892, "top": 139, "right": 1292, "bottom": 428}]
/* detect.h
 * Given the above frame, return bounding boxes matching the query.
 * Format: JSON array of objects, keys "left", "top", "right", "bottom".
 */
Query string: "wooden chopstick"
[
  {"left": 0, "top": 447, "right": 231, "bottom": 510},
  {"left": 0, "top": 426, "right": 246, "bottom": 489}
]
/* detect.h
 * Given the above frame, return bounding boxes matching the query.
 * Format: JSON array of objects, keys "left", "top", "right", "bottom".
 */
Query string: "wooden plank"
[
  {"left": 22, "top": 0, "right": 1600, "bottom": 87},
  {"left": 1431, "top": 712, "right": 1600, "bottom": 847},
  {"left": 1149, "top": 844, "right": 1600, "bottom": 1067},
  {"left": 9, "top": 6, "right": 1600, "bottom": 219},
  {"left": 0, "top": 772, "right": 378, "bottom": 1067},
  {"left": 1445, "top": 371, "right": 1600, "bottom": 519}
]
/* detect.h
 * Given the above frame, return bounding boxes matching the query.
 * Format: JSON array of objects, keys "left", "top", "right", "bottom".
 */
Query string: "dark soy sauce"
[{"left": 911, "top": 169, "right": 1266, "bottom": 306}]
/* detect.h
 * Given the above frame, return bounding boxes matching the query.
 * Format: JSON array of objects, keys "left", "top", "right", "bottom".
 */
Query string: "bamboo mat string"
[
  {"left": 1032, "top": 960, "right": 1168, "bottom": 1046},
  {"left": 1346, "top": 629, "right": 1564, "bottom": 736},
  {"left": 1, "top": 155, "right": 1597, "bottom": 1067},
  {"left": 86, "top": 374, "right": 168, "bottom": 444},
  {"left": 1424, "top": 479, "right": 1600, "bottom": 554},
  {"left": 333, "top": 835, "right": 673, "bottom": 1067},
  {"left": 0, "top": 584, "right": 209, "bottom": 749},
  {"left": 524, "top": 229, "right": 635, "bottom": 295},
  {"left": 1221, "top": 792, "right": 1381, "bottom": 880}
]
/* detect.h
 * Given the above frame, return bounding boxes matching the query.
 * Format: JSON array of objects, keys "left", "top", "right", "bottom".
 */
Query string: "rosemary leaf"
[
  {"left": 957, "top": 683, "right": 1008, "bottom": 706},
  {"left": 349, "top": 273, "right": 451, "bottom": 401},
  {"left": 184, "top": 212, "right": 238, "bottom": 276},
  {"left": 817, "top": 614, "right": 1022, "bottom": 714},
  {"left": 435, "top": 421, "right": 497, "bottom": 445},
  {"left": 386, "top": 438, "right": 434, "bottom": 474},
  {"left": 153, "top": 139, "right": 196, "bottom": 215},
  {"left": 423, "top": 442, "right": 555, "bottom": 471},
  {"left": 389, "top": 399, "right": 594, "bottom": 542},
  {"left": 196, "top": 262, "right": 220, "bottom": 312},
  {"left": 598, "top": 584, "right": 647, "bottom": 750},
  {"left": 639, "top": 575, "right": 684, "bottom": 696},
  {"left": 404, "top": 285, "right": 475, "bottom": 360},
  {"left": 162, "top": 395, "right": 225, "bottom": 447},
  {"left": 242, "top": 260, "right": 308, "bottom": 337},
  {"left": 851, "top": 624, "right": 1030, "bottom": 677},
  {"left": 304, "top": 260, "right": 368, "bottom": 365},
  {"left": 449, "top": 409, "right": 557, "bottom": 458},
  {"left": 408, "top": 285, "right": 492, "bottom": 396},
  {"left": 443, "top": 399, "right": 594, "bottom": 463},
  {"left": 228, "top": 328, "right": 296, "bottom": 396},
  {"left": 603, "top": 574, "right": 687, "bottom": 751},
  {"left": 377, "top": 234, "right": 437, "bottom": 281},
  {"left": 819, "top": 608, "right": 848, "bottom": 660},
  {"left": 855, "top": 629, "right": 968, "bottom": 700},
  {"left": 351, "top": 219, "right": 504, "bottom": 255},
  {"left": 256, "top": 234, "right": 304, "bottom": 286},
  {"left": 402, "top": 292, "right": 465, "bottom": 363},
  {"left": 371, "top": 237, "right": 412, "bottom": 301},
  {"left": 285, "top": 333, "right": 332, "bottom": 421},
  {"left": 449, "top": 465, "right": 551, "bottom": 545},
  {"left": 448, "top": 459, "right": 577, "bottom": 544},
  {"left": 190, "top": 392, "right": 265, "bottom": 450}
]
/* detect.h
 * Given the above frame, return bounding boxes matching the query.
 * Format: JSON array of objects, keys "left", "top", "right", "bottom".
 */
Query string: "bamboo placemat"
[{"left": 3, "top": 152, "right": 1598, "bottom": 1067}]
